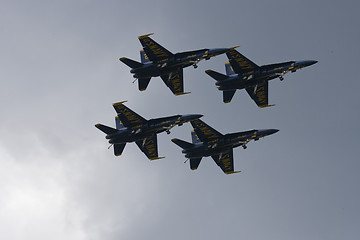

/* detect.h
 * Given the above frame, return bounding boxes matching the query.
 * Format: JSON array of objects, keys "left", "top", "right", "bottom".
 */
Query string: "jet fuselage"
[
  {"left": 182, "top": 129, "right": 279, "bottom": 158},
  {"left": 131, "top": 48, "right": 230, "bottom": 78},
  {"left": 216, "top": 60, "right": 317, "bottom": 91},
  {"left": 106, "top": 114, "right": 203, "bottom": 144}
]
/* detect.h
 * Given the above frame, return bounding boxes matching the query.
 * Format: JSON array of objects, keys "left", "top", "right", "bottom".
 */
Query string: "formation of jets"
[{"left": 95, "top": 33, "right": 317, "bottom": 174}]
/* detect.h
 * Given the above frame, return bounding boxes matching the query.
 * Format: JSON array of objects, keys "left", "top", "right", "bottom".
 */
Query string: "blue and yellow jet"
[
  {"left": 205, "top": 49, "right": 317, "bottom": 107},
  {"left": 171, "top": 119, "right": 278, "bottom": 174},
  {"left": 120, "top": 33, "right": 234, "bottom": 96},
  {"left": 95, "top": 101, "right": 202, "bottom": 160}
]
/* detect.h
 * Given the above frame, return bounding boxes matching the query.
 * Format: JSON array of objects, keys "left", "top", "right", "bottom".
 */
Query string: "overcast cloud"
[{"left": 1, "top": 1, "right": 359, "bottom": 239}]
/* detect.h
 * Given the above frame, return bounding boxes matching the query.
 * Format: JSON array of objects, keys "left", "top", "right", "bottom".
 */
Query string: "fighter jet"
[
  {"left": 95, "top": 101, "right": 203, "bottom": 160},
  {"left": 205, "top": 49, "right": 317, "bottom": 107},
  {"left": 120, "top": 33, "right": 234, "bottom": 96},
  {"left": 171, "top": 119, "right": 278, "bottom": 174}
]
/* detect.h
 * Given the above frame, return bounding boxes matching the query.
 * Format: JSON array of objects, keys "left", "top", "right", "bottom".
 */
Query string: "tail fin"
[
  {"left": 205, "top": 70, "right": 229, "bottom": 81},
  {"left": 138, "top": 77, "right": 151, "bottom": 91},
  {"left": 191, "top": 131, "right": 201, "bottom": 144},
  {"left": 171, "top": 138, "right": 194, "bottom": 149},
  {"left": 225, "top": 62, "right": 235, "bottom": 75},
  {"left": 223, "top": 90, "right": 236, "bottom": 103},
  {"left": 95, "top": 124, "right": 118, "bottom": 135},
  {"left": 119, "top": 57, "right": 143, "bottom": 69},
  {"left": 115, "top": 116, "right": 125, "bottom": 129},
  {"left": 140, "top": 50, "right": 151, "bottom": 64}
]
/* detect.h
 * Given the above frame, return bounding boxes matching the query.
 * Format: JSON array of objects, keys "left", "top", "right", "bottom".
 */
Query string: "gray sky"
[{"left": 1, "top": 1, "right": 359, "bottom": 239}]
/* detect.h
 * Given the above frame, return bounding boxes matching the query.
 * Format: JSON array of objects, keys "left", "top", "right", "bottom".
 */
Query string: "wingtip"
[
  {"left": 259, "top": 104, "right": 276, "bottom": 108},
  {"left": 113, "top": 100, "right": 128, "bottom": 106},
  {"left": 138, "top": 33, "right": 154, "bottom": 39},
  {"left": 149, "top": 156, "right": 165, "bottom": 160},
  {"left": 230, "top": 46, "right": 240, "bottom": 50},
  {"left": 225, "top": 170, "right": 241, "bottom": 175},
  {"left": 175, "top": 92, "right": 191, "bottom": 96}
]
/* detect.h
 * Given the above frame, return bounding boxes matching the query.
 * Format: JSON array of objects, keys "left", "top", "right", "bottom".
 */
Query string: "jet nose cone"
[
  {"left": 268, "top": 129, "right": 279, "bottom": 135},
  {"left": 258, "top": 129, "right": 279, "bottom": 136},
  {"left": 304, "top": 60, "right": 318, "bottom": 67},
  {"left": 182, "top": 114, "right": 203, "bottom": 121},
  {"left": 296, "top": 60, "right": 318, "bottom": 68},
  {"left": 194, "top": 114, "right": 204, "bottom": 119},
  {"left": 208, "top": 48, "right": 230, "bottom": 56}
]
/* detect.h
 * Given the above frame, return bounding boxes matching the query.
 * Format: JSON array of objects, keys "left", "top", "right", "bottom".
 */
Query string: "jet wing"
[
  {"left": 226, "top": 49, "right": 259, "bottom": 74},
  {"left": 135, "top": 134, "right": 164, "bottom": 160},
  {"left": 211, "top": 149, "right": 240, "bottom": 174},
  {"left": 113, "top": 102, "right": 147, "bottom": 128},
  {"left": 160, "top": 69, "right": 189, "bottom": 95},
  {"left": 138, "top": 33, "right": 173, "bottom": 61},
  {"left": 190, "top": 119, "right": 223, "bottom": 144},
  {"left": 246, "top": 81, "right": 274, "bottom": 108}
]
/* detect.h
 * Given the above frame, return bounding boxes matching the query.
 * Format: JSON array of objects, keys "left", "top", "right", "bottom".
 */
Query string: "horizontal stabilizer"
[
  {"left": 95, "top": 124, "right": 118, "bottom": 135},
  {"left": 171, "top": 138, "right": 194, "bottom": 149},
  {"left": 190, "top": 157, "right": 202, "bottom": 170},
  {"left": 223, "top": 90, "right": 236, "bottom": 103},
  {"left": 114, "top": 143, "right": 126, "bottom": 156},
  {"left": 119, "top": 57, "right": 143, "bottom": 69},
  {"left": 138, "top": 77, "right": 151, "bottom": 91},
  {"left": 205, "top": 70, "right": 229, "bottom": 81}
]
